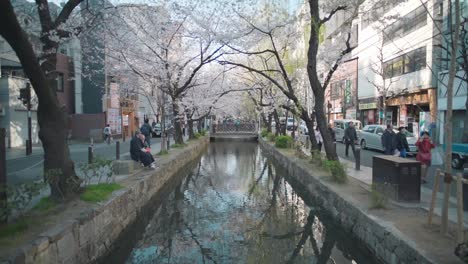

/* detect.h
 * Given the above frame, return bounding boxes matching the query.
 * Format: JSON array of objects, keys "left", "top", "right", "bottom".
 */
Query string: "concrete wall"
[
  {"left": 0, "top": 77, "right": 40, "bottom": 148},
  {"left": 259, "top": 139, "right": 434, "bottom": 264},
  {"left": 69, "top": 113, "right": 106, "bottom": 140},
  {"left": 3, "top": 138, "right": 209, "bottom": 264}
]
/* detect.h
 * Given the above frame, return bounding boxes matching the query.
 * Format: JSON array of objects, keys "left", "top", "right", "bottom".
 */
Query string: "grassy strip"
[
  {"left": 157, "top": 150, "right": 169, "bottom": 156},
  {"left": 32, "top": 197, "right": 57, "bottom": 212},
  {"left": 80, "top": 183, "right": 123, "bottom": 203},
  {"left": 171, "top": 143, "right": 187, "bottom": 148},
  {"left": 0, "top": 219, "right": 30, "bottom": 239}
]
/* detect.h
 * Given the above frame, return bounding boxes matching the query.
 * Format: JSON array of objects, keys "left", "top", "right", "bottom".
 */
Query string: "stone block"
[
  {"left": 32, "top": 237, "right": 49, "bottom": 254},
  {"left": 112, "top": 160, "right": 140, "bottom": 175},
  {"left": 56, "top": 231, "right": 78, "bottom": 263}
]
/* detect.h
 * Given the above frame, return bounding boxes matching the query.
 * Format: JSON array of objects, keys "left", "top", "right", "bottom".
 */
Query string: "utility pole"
[
  {"left": 18, "top": 83, "right": 32, "bottom": 155},
  {"left": 27, "top": 83, "right": 32, "bottom": 155}
]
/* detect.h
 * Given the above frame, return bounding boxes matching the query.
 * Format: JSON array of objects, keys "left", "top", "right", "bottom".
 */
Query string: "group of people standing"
[
  {"left": 380, "top": 124, "right": 435, "bottom": 183},
  {"left": 313, "top": 121, "right": 435, "bottom": 183}
]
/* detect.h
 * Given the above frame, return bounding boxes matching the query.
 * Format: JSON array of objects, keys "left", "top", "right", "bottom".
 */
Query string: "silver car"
[{"left": 359, "top": 125, "right": 417, "bottom": 154}]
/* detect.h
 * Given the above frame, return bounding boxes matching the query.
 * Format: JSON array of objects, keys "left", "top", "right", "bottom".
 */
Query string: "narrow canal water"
[{"left": 123, "top": 142, "right": 378, "bottom": 264}]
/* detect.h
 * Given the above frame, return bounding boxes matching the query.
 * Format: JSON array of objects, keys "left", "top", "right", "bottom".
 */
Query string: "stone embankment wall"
[
  {"left": 259, "top": 138, "right": 434, "bottom": 264},
  {"left": 7, "top": 138, "right": 209, "bottom": 264}
]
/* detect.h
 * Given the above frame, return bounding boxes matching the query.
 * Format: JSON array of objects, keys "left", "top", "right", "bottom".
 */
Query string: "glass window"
[
  {"left": 392, "top": 56, "right": 404, "bottom": 76},
  {"left": 56, "top": 73, "right": 64, "bottom": 92},
  {"left": 383, "top": 61, "right": 393, "bottom": 79},
  {"left": 413, "top": 47, "right": 426, "bottom": 71},
  {"left": 403, "top": 54, "right": 414, "bottom": 73},
  {"left": 366, "top": 126, "right": 376, "bottom": 133},
  {"left": 376, "top": 127, "right": 384, "bottom": 134}
]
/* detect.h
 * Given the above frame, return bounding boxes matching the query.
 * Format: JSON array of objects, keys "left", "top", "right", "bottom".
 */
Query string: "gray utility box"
[{"left": 372, "top": 156, "right": 421, "bottom": 202}]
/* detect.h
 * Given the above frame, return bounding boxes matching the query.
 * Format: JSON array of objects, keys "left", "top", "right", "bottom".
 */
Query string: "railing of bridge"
[{"left": 212, "top": 123, "right": 257, "bottom": 134}]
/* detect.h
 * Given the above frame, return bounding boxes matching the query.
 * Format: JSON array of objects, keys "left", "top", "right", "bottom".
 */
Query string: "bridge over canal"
[{"left": 209, "top": 122, "right": 258, "bottom": 141}]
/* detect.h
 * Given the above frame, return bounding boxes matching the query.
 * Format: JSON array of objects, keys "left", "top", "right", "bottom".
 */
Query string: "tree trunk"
[
  {"left": 171, "top": 99, "right": 184, "bottom": 144},
  {"left": 188, "top": 119, "right": 195, "bottom": 140},
  {"left": 0, "top": 1, "right": 81, "bottom": 200},
  {"left": 273, "top": 109, "right": 281, "bottom": 136},
  {"left": 306, "top": 0, "right": 338, "bottom": 161},
  {"left": 441, "top": 0, "right": 461, "bottom": 234},
  {"left": 300, "top": 110, "right": 318, "bottom": 150},
  {"left": 267, "top": 113, "right": 272, "bottom": 133}
]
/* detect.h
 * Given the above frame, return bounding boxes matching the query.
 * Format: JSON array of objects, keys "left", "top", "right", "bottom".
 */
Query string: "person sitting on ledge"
[{"left": 130, "top": 131, "right": 156, "bottom": 169}]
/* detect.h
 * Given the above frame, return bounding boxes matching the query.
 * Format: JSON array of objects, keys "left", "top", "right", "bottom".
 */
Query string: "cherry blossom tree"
[{"left": 0, "top": 0, "right": 90, "bottom": 199}]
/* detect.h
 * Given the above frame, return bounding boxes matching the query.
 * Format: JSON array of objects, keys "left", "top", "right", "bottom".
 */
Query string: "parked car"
[
  {"left": 359, "top": 125, "right": 417, "bottom": 155},
  {"left": 152, "top": 123, "right": 162, "bottom": 137},
  {"left": 333, "top": 119, "right": 362, "bottom": 143},
  {"left": 286, "top": 117, "right": 297, "bottom": 131},
  {"left": 298, "top": 121, "right": 309, "bottom": 135},
  {"left": 444, "top": 143, "right": 468, "bottom": 169}
]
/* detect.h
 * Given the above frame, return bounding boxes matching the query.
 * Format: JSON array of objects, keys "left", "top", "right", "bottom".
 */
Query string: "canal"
[{"left": 113, "top": 142, "right": 379, "bottom": 263}]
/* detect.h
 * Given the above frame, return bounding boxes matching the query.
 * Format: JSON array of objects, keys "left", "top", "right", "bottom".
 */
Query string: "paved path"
[{"left": 5, "top": 136, "right": 180, "bottom": 186}]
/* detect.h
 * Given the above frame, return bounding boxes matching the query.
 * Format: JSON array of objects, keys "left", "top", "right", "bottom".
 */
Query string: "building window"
[
  {"left": 383, "top": 4, "right": 428, "bottom": 43},
  {"left": 331, "top": 82, "right": 342, "bottom": 100},
  {"left": 383, "top": 47, "right": 426, "bottom": 79},
  {"left": 56, "top": 73, "right": 64, "bottom": 92}
]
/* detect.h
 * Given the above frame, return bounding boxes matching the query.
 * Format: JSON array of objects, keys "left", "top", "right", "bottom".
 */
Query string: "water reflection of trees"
[{"left": 127, "top": 143, "right": 372, "bottom": 264}]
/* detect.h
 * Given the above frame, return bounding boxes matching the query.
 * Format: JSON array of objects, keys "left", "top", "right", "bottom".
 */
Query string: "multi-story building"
[
  {"left": 437, "top": 0, "right": 467, "bottom": 144},
  {"left": 355, "top": 0, "right": 442, "bottom": 136}
]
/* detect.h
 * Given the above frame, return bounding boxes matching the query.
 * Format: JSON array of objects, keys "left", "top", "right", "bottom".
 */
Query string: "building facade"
[{"left": 355, "top": 0, "right": 442, "bottom": 136}]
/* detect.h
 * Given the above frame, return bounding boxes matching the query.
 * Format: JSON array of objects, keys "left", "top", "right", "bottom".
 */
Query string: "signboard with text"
[{"left": 107, "top": 108, "right": 121, "bottom": 134}]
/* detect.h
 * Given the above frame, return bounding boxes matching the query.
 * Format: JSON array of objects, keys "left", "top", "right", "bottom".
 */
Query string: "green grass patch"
[
  {"left": 0, "top": 219, "right": 30, "bottom": 239},
  {"left": 194, "top": 133, "right": 201, "bottom": 139},
  {"left": 322, "top": 160, "right": 348, "bottom": 184},
  {"left": 32, "top": 197, "right": 57, "bottom": 212},
  {"left": 260, "top": 129, "right": 268, "bottom": 138},
  {"left": 275, "top": 135, "right": 293, "bottom": 148},
  {"left": 80, "top": 183, "right": 123, "bottom": 203},
  {"left": 267, "top": 132, "right": 276, "bottom": 142},
  {"left": 171, "top": 143, "right": 187, "bottom": 148},
  {"left": 157, "top": 150, "right": 169, "bottom": 156},
  {"left": 370, "top": 184, "right": 387, "bottom": 209}
]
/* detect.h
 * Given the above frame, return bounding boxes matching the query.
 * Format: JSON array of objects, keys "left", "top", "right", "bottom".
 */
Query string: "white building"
[{"left": 355, "top": 0, "right": 442, "bottom": 136}]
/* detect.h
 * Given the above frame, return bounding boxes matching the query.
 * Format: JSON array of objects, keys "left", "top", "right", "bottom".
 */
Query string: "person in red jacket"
[{"left": 416, "top": 131, "right": 435, "bottom": 184}]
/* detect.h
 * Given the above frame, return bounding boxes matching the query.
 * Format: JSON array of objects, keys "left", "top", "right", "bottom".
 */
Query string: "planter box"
[{"left": 372, "top": 156, "right": 421, "bottom": 202}]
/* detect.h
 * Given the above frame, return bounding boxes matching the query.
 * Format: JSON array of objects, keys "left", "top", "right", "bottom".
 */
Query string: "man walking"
[
  {"left": 140, "top": 119, "right": 152, "bottom": 147},
  {"left": 396, "top": 126, "right": 410, "bottom": 158},
  {"left": 344, "top": 121, "right": 358, "bottom": 157},
  {"left": 381, "top": 124, "right": 396, "bottom": 155},
  {"left": 103, "top": 124, "right": 112, "bottom": 145}
]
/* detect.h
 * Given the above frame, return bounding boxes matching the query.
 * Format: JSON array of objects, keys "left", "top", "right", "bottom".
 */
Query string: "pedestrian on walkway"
[
  {"left": 314, "top": 127, "right": 323, "bottom": 152},
  {"left": 381, "top": 124, "right": 396, "bottom": 155},
  {"left": 396, "top": 127, "right": 410, "bottom": 158},
  {"left": 328, "top": 123, "right": 336, "bottom": 142},
  {"left": 103, "top": 124, "right": 112, "bottom": 145},
  {"left": 140, "top": 119, "right": 152, "bottom": 147},
  {"left": 130, "top": 131, "right": 155, "bottom": 169},
  {"left": 344, "top": 121, "right": 358, "bottom": 157},
  {"left": 416, "top": 131, "right": 435, "bottom": 184}
]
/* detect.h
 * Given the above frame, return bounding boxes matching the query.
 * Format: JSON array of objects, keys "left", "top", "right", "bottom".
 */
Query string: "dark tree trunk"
[
  {"left": 260, "top": 112, "right": 268, "bottom": 130},
  {"left": 306, "top": 0, "right": 338, "bottom": 161},
  {"left": 0, "top": 1, "right": 81, "bottom": 200},
  {"left": 171, "top": 99, "right": 184, "bottom": 144},
  {"left": 267, "top": 113, "right": 272, "bottom": 133},
  {"left": 273, "top": 109, "right": 281, "bottom": 136},
  {"left": 188, "top": 119, "right": 195, "bottom": 140},
  {"left": 300, "top": 110, "right": 318, "bottom": 150}
]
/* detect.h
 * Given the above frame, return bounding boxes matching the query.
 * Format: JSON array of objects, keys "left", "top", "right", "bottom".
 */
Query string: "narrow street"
[{"left": 6, "top": 137, "right": 163, "bottom": 185}]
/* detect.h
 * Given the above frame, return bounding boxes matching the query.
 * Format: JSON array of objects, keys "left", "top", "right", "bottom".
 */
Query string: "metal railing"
[{"left": 212, "top": 123, "right": 257, "bottom": 134}]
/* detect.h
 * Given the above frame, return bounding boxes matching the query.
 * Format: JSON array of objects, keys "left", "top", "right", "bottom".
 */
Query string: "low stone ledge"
[
  {"left": 2, "top": 137, "right": 209, "bottom": 264},
  {"left": 259, "top": 137, "right": 461, "bottom": 264},
  {"left": 112, "top": 160, "right": 140, "bottom": 175}
]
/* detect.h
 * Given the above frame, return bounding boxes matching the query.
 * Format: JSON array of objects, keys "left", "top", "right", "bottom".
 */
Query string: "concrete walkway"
[{"left": 339, "top": 157, "right": 468, "bottom": 227}]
